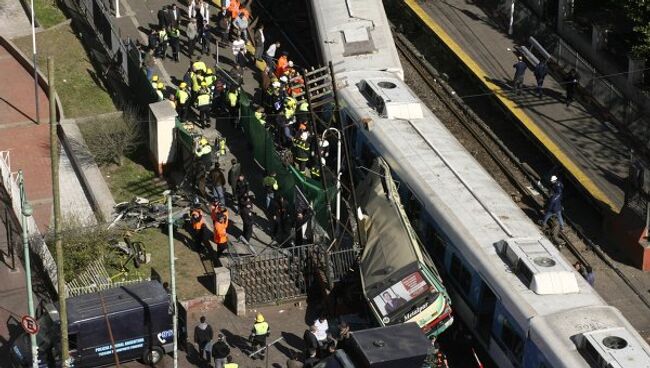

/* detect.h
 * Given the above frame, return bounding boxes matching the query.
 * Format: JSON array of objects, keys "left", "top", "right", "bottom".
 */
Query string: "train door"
[{"left": 476, "top": 281, "right": 497, "bottom": 344}]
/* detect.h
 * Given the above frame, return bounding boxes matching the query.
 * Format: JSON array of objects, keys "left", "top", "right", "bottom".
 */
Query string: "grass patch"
[
  {"left": 95, "top": 153, "right": 169, "bottom": 204},
  {"left": 13, "top": 22, "right": 116, "bottom": 118},
  {"left": 34, "top": 0, "right": 66, "bottom": 28}
]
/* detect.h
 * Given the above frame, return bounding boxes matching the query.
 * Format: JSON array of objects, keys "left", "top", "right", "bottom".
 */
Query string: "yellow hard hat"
[
  {"left": 179, "top": 82, "right": 187, "bottom": 89},
  {"left": 201, "top": 81, "right": 208, "bottom": 87},
  {"left": 199, "top": 137, "right": 209, "bottom": 146},
  {"left": 256, "top": 313, "right": 264, "bottom": 323},
  {"left": 157, "top": 82, "right": 164, "bottom": 90},
  {"left": 152, "top": 75, "right": 159, "bottom": 82},
  {"left": 206, "top": 68, "right": 214, "bottom": 75}
]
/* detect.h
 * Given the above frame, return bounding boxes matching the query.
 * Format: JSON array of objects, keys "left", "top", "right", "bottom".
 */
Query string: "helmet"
[
  {"left": 272, "top": 81, "right": 281, "bottom": 88},
  {"left": 279, "top": 75, "right": 288, "bottom": 83},
  {"left": 550, "top": 175, "right": 558, "bottom": 183},
  {"left": 199, "top": 137, "right": 209, "bottom": 146},
  {"left": 179, "top": 82, "right": 187, "bottom": 89},
  {"left": 288, "top": 60, "right": 294, "bottom": 67},
  {"left": 151, "top": 75, "right": 159, "bottom": 82},
  {"left": 157, "top": 82, "right": 164, "bottom": 90},
  {"left": 300, "top": 131, "right": 309, "bottom": 141},
  {"left": 256, "top": 313, "right": 265, "bottom": 323},
  {"left": 201, "top": 81, "right": 208, "bottom": 87},
  {"left": 206, "top": 68, "right": 214, "bottom": 75}
]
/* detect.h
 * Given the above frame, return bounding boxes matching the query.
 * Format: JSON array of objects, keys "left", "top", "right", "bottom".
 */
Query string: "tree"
[
  {"left": 624, "top": 1, "right": 650, "bottom": 58},
  {"left": 83, "top": 108, "right": 143, "bottom": 166}
]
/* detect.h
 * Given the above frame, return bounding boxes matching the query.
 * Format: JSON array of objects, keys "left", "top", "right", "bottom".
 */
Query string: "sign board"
[{"left": 21, "top": 315, "right": 39, "bottom": 335}]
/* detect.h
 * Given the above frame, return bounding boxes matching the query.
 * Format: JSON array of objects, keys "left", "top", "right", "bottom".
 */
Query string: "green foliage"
[{"left": 623, "top": 0, "right": 650, "bottom": 58}]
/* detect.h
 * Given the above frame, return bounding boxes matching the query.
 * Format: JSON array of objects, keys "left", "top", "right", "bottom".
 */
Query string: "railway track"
[{"left": 393, "top": 29, "right": 650, "bottom": 337}]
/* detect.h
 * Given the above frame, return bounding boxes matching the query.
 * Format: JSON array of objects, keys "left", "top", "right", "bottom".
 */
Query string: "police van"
[{"left": 12, "top": 281, "right": 175, "bottom": 367}]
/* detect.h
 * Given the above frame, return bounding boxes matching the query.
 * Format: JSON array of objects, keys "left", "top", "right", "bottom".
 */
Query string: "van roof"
[{"left": 66, "top": 281, "right": 169, "bottom": 324}]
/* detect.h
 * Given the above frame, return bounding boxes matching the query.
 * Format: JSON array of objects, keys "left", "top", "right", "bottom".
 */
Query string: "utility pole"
[
  {"left": 19, "top": 171, "right": 38, "bottom": 368},
  {"left": 29, "top": 0, "right": 40, "bottom": 124},
  {"left": 166, "top": 192, "right": 178, "bottom": 368},
  {"left": 48, "top": 57, "right": 69, "bottom": 367}
]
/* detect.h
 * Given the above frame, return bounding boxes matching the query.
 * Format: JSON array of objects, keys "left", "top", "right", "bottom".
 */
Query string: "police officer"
[
  {"left": 249, "top": 313, "right": 270, "bottom": 360},
  {"left": 175, "top": 82, "right": 190, "bottom": 121},
  {"left": 240, "top": 197, "right": 254, "bottom": 243},
  {"left": 195, "top": 82, "right": 213, "bottom": 128},
  {"left": 293, "top": 131, "right": 310, "bottom": 172}
]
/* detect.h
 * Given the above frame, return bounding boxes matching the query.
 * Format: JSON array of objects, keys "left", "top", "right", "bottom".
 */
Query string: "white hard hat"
[
  {"left": 550, "top": 175, "right": 558, "bottom": 183},
  {"left": 272, "top": 81, "right": 281, "bottom": 88},
  {"left": 279, "top": 75, "right": 288, "bottom": 83},
  {"left": 300, "top": 131, "right": 309, "bottom": 140},
  {"left": 288, "top": 60, "right": 294, "bottom": 67}
]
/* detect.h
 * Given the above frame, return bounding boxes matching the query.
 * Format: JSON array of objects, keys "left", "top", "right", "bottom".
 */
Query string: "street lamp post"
[
  {"left": 19, "top": 170, "right": 38, "bottom": 368},
  {"left": 29, "top": 0, "right": 40, "bottom": 125},
  {"left": 165, "top": 191, "right": 177, "bottom": 368},
  {"left": 322, "top": 128, "right": 342, "bottom": 224}
]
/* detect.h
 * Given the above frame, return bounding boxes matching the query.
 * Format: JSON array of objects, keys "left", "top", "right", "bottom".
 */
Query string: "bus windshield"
[{"left": 372, "top": 271, "right": 432, "bottom": 316}]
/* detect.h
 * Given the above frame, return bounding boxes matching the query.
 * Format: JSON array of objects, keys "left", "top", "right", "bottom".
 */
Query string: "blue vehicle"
[{"left": 12, "top": 281, "right": 174, "bottom": 367}]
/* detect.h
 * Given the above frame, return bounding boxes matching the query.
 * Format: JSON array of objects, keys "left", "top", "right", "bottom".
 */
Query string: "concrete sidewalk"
[
  {"left": 411, "top": 0, "right": 628, "bottom": 213},
  {"left": 0, "top": 0, "right": 33, "bottom": 39}
]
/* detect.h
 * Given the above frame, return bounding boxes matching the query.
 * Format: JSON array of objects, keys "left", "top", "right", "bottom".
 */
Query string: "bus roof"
[{"left": 359, "top": 160, "right": 423, "bottom": 294}]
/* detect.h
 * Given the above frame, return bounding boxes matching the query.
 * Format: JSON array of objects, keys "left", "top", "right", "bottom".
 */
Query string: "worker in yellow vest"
[
  {"left": 175, "top": 82, "right": 190, "bottom": 121},
  {"left": 195, "top": 82, "right": 212, "bottom": 128},
  {"left": 155, "top": 82, "right": 165, "bottom": 101},
  {"left": 249, "top": 313, "right": 270, "bottom": 360},
  {"left": 192, "top": 59, "right": 207, "bottom": 74},
  {"left": 227, "top": 86, "right": 240, "bottom": 128},
  {"left": 223, "top": 355, "right": 238, "bottom": 368}
]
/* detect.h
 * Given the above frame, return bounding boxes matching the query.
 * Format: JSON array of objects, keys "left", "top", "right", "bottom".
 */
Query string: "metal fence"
[
  {"left": 65, "top": 259, "right": 146, "bottom": 297},
  {"left": 0, "top": 151, "right": 59, "bottom": 291},
  {"left": 76, "top": 0, "right": 158, "bottom": 108},
  {"left": 229, "top": 243, "right": 358, "bottom": 306}
]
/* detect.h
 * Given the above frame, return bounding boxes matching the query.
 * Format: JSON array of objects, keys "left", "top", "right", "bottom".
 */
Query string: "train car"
[
  {"left": 357, "top": 158, "right": 453, "bottom": 338},
  {"left": 307, "top": 0, "right": 650, "bottom": 366}
]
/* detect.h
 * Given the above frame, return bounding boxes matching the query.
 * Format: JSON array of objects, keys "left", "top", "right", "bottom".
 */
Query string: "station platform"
[{"left": 402, "top": 0, "right": 628, "bottom": 215}]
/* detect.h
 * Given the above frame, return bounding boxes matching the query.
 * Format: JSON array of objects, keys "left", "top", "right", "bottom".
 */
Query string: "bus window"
[
  {"left": 449, "top": 254, "right": 472, "bottom": 294},
  {"left": 501, "top": 318, "right": 524, "bottom": 362}
]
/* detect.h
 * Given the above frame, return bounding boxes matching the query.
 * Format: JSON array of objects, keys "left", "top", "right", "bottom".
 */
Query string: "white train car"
[{"left": 307, "top": 0, "right": 650, "bottom": 367}]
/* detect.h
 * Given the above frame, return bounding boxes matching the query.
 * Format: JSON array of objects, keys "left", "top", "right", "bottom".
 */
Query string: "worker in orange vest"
[
  {"left": 274, "top": 53, "right": 289, "bottom": 78},
  {"left": 190, "top": 207, "right": 209, "bottom": 250},
  {"left": 210, "top": 198, "right": 229, "bottom": 224},
  {"left": 213, "top": 209, "right": 229, "bottom": 259},
  {"left": 227, "top": 0, "right": 241, "bottom": 19}
]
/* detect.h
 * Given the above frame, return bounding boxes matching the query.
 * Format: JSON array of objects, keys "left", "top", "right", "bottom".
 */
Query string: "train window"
[
  {"left": 427, "top": 227, "right": 446, "bottom": 262},
  {"left": 450, "top": 254, "right": 472, "bottom": 294},
  {"left": 501, "top": 318, "right": 523, "bottom": 361}
]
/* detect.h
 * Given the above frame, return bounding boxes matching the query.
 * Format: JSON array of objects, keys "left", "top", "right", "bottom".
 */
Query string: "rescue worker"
[
  {"left": 309, "top": 165, "right": 321, "bottom": 181},
  {"left": 227, "top": 86, "right": 240, "bottom": 128},
  {"left": 157, "top": 26, "right": 169, "bottom": 59},
  {"left": 284, "top": 96, "right": 297, "bottom": 119},
  {"left": 262, "top": 171, "right": 278, "bottom": 209},
  {"left": 210, "top": 197, "right": 228, "bottom": 223},
  {"left": 274, "top": 52, "right": 288, "bottom": 77},
  {"left": 155, "top": 82, "right": 165, "bottom": 101},
  {"left": 169, "top": 26, "right": 181, "bottom": 62},
  {"left": 293, "top": 131, "right": 311, "bottom": 172},
  {"left": 189, "top": 207, "right": 209, "bottom": 250},
  {"left": 151, "top": 74, "right": 160, "bottom": 89},
  {"left": 296, "top": 100, "right": 309, "bottom": 123},
  {"left": 195, "top": 136, "right": 213, "bottom": 173},
  {"left": 175, "top": 82, "right": 190, "bottom": 121},
  {"left": 196, "top": 82, "right": 213, "bottom": 128},
  {"left": 192, "top": 58, "right": 207, "bottom": 74},
  {"left": 249, "top": 313, "right": 270, "bottom": 360},
  {"left": 224, "top": 355, "right": 238, "bottom": 368},
  {"left": 254, "top": 106, "right": 266, "bottom": 126},
  {"left": 213, "top": 208, "right": 229, "bottom": 259},
  {"left": 204, "top": 68, "right": 217, "bottom": 88}
]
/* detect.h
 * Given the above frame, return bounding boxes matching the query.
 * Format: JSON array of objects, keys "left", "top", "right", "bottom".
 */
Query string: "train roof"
[
  {"left": 335, "top": 71, "right": 636, "bottom": 364},
  {"left": 358, "top": 159, "right": 426, "bottom": 293},
  {"left": 308, "top": 0, "right": 403, "bottom": 80}
]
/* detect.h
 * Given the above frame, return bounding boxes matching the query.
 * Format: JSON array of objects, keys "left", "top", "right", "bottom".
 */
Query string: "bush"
[{"left": 82, "top": 109, "right": 143, "bottom": 166}]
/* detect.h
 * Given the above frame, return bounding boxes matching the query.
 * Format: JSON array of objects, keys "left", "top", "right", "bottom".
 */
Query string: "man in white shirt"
[
  {"left": 232, "top": 37, "right": 247, "bottom": 67},
  {"left": 313, "top": 315, "right": 328, "bottom": 344},
  {"left": 264, "top": 41, "right": 280, "bottom": 71}
]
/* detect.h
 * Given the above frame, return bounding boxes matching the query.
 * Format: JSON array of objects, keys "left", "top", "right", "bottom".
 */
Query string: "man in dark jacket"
[
  {"left": 227, "top": 158, "right": 241, "bottom": 197},
  {"left": 565, "top": 68, "right": 580, "bottom": 106},
  {"left": 512, "top": 56, "right": 527, "bottom": 95},
  {"left": 541, "top": 175, "right": 564, "bottom": 230},
  {"left": 240, "top": 197, "right": 254, "bottom": 243},
  {"left": 534, "top": 60, "right": 548, "bottom": 98},
  {"left": 212, "top": 334, "right": 230, "bottom": 368},
  {"left": 194, "top": 316, "right": 214, "bottom": 362},
  {"left": 303, "top": 325, "right": 320, "bottom": 358},
  {"left": 157, "top": 7, "right": 168, "bottom": 29},
  {"left": 304, "top": 349, "right": 319, "bottom": 368}
]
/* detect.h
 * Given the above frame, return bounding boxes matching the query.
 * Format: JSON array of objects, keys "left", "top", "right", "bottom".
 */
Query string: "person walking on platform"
[
  {"left": 186, "top": 18, "right": 198, "bottom": 58},
  {"left": 565, "top": 68, "right": 580, "bottom": 107},
  {"left": 249, "top": 313, "right": 270, "bottom": 360},
  {"left": 541, "top": 175, "right": 565, "bottom": 231},
  {"left": 194, "top": 316, "right": 214, "bottom": 362},
  {"left": 512, "top": 56, "right": 527, "bottom": 96},
  {"left": 534, "top": 59, "right": 548, "bottom": 98}
]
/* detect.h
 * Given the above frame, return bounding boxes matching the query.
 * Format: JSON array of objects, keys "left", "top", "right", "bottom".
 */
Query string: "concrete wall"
[{"left": 148, "top": 101, "right": 178, "bottom": 175}]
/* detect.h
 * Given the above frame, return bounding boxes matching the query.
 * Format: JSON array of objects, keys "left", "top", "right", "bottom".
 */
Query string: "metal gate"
[{"left": 229, "top": 244, "right": 358, "bottom": 306}]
